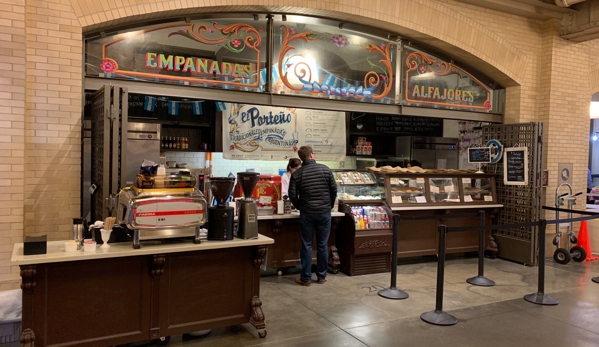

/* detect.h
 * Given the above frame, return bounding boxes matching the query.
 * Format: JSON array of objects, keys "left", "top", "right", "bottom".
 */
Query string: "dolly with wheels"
[{"left": 553, "top": 183, "right": 586, "bottom": 264}]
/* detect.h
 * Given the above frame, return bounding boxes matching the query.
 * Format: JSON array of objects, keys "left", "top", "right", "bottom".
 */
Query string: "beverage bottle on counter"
[
  {"left": 176, "top": 137, "right": 181, "bottom": 149},
  {"left": 184, "top": 137, "right": 189, "bottom": 149},
  {"left": 167, "top": 137, "right": 172, "bottom": 149},
  {"left": 180, "top": 137, "right": 185, "bottom": 149}
]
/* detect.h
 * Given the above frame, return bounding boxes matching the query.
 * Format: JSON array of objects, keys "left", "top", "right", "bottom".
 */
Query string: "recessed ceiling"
[{"left": 449, "top": 0, "right": 577, "bottom": 20}]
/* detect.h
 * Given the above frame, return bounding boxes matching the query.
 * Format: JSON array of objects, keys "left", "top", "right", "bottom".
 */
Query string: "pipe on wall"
[{"left": 555, "top": 0, "right": 586, "bottom": 7}]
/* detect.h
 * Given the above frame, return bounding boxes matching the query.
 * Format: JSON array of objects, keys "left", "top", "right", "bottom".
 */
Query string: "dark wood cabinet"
[
  {"left": 257, "top": 216, "right": 342, "bottom": 274},
  {"left": 18, "top": 243, "right": 269, "bottom": 347}
]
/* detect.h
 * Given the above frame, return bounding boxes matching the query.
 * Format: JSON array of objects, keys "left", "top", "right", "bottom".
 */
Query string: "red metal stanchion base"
[
  {"left": 420, "top": 310, "right": 458, "bottom": 326},
  {"left": 524, "top": 292, "right": 559, "bottom": 306}
]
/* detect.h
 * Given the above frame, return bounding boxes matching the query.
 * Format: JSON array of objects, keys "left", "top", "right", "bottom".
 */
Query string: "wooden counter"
[
  {"left": 257, "top": 212, "right": 345, "bottom": 274},
  {"left": 12, "top": 235, "right": 274, "bottom": 347},
  {"left": 390, "top": 205, "right": 502, "bottom": 257}
]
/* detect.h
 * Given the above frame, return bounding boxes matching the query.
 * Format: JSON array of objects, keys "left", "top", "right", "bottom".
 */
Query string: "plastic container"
[
  {"left": 83, "top": 240, "right": 96, "bottom": 252},
  {"left": 64, "top": 241, "right": 77, "bottom": 252},
  {"left": 0, "top": 319, "right": 20, "bottom": 343}
]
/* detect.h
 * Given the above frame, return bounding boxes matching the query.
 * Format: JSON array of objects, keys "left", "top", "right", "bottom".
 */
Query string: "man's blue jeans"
[{"left": 299, "top": 212, "right": 331, "bottom": 282}]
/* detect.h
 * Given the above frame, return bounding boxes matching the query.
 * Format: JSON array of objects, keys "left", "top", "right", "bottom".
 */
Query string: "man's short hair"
[{"left": 298, "top": 145, "right": 313, "bottom": 161}]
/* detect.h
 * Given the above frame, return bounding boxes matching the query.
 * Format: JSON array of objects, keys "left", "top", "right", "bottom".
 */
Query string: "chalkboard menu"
[
  {"left": 350, "top": 113, "right": 443, "bottom": 136},
  {"left": 468, "top": 147, "right": 491, "bottom": 163},
  {"left": 504, "top": 147, "right": 528, "bottom": 185}
]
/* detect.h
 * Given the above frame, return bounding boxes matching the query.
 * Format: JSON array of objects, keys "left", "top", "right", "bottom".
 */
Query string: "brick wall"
[{"left": 1, "top": 0, "right": 597, "bottom": 286}]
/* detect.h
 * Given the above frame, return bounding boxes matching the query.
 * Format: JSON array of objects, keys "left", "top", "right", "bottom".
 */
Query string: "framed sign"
[
  {"left": 504, "top": 147, "right": 528, "bottom": 185},
  {"left": 557, "top": 163, "right": 573, "bottom": 185},
  {"left": 468, "top": 147, "right": 491, "bottom": 164}
]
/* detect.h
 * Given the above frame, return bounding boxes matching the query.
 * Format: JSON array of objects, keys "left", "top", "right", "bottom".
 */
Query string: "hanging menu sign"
[
  {"left": 350, "top": 113, "right": 443, "bottom": 136},
  {"left": 504, "top": 147, "right": 528, "bottom": 185}
]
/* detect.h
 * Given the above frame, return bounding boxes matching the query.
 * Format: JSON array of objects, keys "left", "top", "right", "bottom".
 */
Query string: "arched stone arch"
[{"left": 72, "top": 0, "right": 524, "bottom": 88}]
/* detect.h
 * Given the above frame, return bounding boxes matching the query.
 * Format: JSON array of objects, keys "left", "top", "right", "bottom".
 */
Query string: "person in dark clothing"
[
  {"left": 407, "top": 160, "right": 421, "bottom": 168},
  {"left": 288, "top": 145, "right": 337, "bottom": 286}
]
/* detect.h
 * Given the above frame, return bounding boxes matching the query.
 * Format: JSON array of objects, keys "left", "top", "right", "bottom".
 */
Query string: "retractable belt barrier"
[{"left": 379, "top": 207, "right": 599, "bottom": 326}]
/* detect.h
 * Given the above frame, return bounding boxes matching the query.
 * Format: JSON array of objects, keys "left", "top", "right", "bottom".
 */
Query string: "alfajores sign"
[{"left": 402, "top": 46, "right": 494, "bottom": 112}]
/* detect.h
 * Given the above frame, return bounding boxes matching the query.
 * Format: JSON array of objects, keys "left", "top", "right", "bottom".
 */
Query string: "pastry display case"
[
  {"left": 332, "top": 170, "right": 386, "bottom": 202},
  {"left": 367, "top": 170, "right": 502, "bottom": 258},
  {"left": 374, "top": 172, "right": 497, "bottom": 207}
]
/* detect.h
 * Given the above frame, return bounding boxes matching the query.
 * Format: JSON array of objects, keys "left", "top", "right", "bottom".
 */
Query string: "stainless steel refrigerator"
[
  {"left": 87, "top": 86, "right": 163, "bottom": 222},
  {"left": 395, "top": 136, "right": 459, "bottom": 169}
]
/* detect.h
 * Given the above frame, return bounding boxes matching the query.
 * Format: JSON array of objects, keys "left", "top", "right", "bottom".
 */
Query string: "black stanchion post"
[
  {"left": 467, "top": 210, "right": 495, "bottom": 286},
  {"left": 378, "top": 214, "right": 409, "bottom": 300},
  {"left": 524, "top": 219, "right": 558, "bottom": 305},
  {"left": 420, "top": 225, "right": 458, "bottom": 326}
]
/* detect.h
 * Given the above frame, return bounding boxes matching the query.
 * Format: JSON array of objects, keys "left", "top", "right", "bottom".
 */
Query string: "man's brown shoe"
[
  {"left": 295, "top": 278, "right": 311, "bottom": 286},
  {"left": 317, "top": 278, "right": 327, "bottom": 284}
]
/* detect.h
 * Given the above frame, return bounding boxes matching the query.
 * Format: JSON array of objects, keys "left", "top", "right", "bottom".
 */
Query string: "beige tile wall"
[{"left": 0, "top": 0, "right": 596, "bottom": 285}]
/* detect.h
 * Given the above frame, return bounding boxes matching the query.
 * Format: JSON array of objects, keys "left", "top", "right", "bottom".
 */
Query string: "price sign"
[
  {"left": 431, "top": 186, "right": 440, "bottom": 193},
  {"left": 468, "top": 147, "right": 491, "bottom": 163},
  {"left": 415, "top": 196, "right": 427, "bottom": 203},
  {"left": 484, "top": 195, "right": 493, "bottom": 202},
  {"left": 392, "top": 196, "right": 403, "bottom": 204},
  {"left": 464, "top": 195, "right": 473, "bottom": 202},
  {"left": 445, "top": 185, "right": 454, "bottom": 193}
]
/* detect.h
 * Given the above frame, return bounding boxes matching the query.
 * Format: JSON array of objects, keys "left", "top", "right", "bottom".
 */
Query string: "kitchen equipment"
[
  {"left": 395, "top": 136, "right": 459, "bottom": 169},
  {"left": 125, "top": 123, "right": 162, "bottom": 186},
  {"left": 237, "top": 172, "right": 260, "bottom": 239},
  {"left": 116, "top": 172, "right": 208, "bottom": 248},
  {"left": 207, "top": 177, "right": 235, "bottom": 240},
  {"left": 72, "top": 218, "right": 84, "bottom": 250},
  {"left": 356, "top": 158, "right": 377, "bottom": 169}
]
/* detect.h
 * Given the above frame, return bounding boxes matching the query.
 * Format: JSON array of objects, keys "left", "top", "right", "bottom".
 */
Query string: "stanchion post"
[
  {"left": 467, "top": 210, "right": 495, "bottom": 286},
  {"left": 378, "top": 214, "right": 409, "bottom": 300},
  {"left": 524, "top": 219, "right": 558, "bottom": 305},
  {"left": 420, "top": 225, "right": 458, "bottom": 326}
]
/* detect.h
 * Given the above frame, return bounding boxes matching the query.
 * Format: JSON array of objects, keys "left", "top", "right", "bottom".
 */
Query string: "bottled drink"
[
  {"left": 184, "top": 137, "right": 188, "bottom": 149},
  {"left": 168, "top": 137, "right": 173, "bottom": 149},
  {"left": 176, "top": 137, "right": 181, "bottom": 149},
  {"left": 161, "top": 137, "right": 165, "bottom": 149}
]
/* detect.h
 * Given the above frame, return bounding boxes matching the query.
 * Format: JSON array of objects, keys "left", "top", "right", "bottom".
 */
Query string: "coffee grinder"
[
  {"left": 237, "top": 172, "right": 260, "bottom": 239},
  {"left": 207, "top": 177, "right": 235, "bottom": 240}
]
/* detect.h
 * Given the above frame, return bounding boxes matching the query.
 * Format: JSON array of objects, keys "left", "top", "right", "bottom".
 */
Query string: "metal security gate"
[
  {"left": 483, "top": 123, "right": 544, "bottom": 265},
  {"left": 90, "top": 85, "right": 128, "bottom": 222}
]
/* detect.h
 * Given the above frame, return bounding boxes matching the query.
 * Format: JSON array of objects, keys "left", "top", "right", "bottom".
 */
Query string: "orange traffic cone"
[{"left": 577, "top": 220, "right": 599, "bottom": 261}]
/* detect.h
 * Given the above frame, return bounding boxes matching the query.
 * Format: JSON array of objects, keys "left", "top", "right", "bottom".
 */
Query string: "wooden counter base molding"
[{"left": 18, "top": 244, "right": 269, "bottom": 346}]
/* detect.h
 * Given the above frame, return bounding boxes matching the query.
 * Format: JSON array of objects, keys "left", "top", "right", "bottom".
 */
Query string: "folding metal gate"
[
  {"left": 482, "top": 123, "right": 544, "bottom": 265},
  {"left": 90, "top": 85, "right": 128, "bottom": 222}
]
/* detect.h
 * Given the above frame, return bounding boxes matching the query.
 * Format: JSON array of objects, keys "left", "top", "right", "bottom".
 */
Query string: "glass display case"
[
  {"left": 333, "top": 170, "right": 386, "bottom": 202},
  {"left": 374, "top": 172, "right": 497, "bottom": 207}
]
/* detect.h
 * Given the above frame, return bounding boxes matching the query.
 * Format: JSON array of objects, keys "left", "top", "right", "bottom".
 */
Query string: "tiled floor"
[{"left": 139, "top": 256, "right": 599, "bottom": 347}]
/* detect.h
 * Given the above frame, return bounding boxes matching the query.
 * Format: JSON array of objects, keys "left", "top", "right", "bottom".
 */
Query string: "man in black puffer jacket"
[{"left": 288, "top": 145, "right": 337, "bottom": 286}]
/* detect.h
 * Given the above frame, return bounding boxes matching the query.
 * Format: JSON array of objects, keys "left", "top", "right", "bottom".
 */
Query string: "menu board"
[
  {"left": 504, "top": 147, "right": 528, "bottom": 185},
  {"left": 468, "top": 147, "right": 491, "bottom": 163},
  {"left": 223, "top": 104, "right": 346, "bottom": 161},
  {"left": 350, "top": 113, "right": 443, "bottom": 136}
]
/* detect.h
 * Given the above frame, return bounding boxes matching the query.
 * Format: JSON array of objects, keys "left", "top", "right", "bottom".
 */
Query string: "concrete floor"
[{"left": 143, "top": 256, "right": 599, "bottom": 347}]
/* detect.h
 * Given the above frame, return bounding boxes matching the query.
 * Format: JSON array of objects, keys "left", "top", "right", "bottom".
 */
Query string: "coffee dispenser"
[
  {"left": 207, "top": 177, "right": 235, "bottom": 240},
  {"left": 236, "top": 172, "right": 260, "bottom": 239}
]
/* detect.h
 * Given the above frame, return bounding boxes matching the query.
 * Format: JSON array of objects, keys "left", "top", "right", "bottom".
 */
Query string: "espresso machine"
[
  {"left": 207, "top": 177, "right": 235, "bottom": 240},
  {"left": 237, "top": 172, "right": 260, "bottom": 239}
]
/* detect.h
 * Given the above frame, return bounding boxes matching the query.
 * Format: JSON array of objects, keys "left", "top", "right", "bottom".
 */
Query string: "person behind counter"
[
  {"left": 281, "top": 158, "right": 302, "bottom": 198},
  {"left": 407, "top": 160, "right": 422, "bottom": 168},
  {"left": 288, "top": 146, "right": 337, "bottom": 286}
]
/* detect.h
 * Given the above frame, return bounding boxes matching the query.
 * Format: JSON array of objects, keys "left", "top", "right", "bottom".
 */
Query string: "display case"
[
  {"left": 333, "top": 170, "right": 386, "bottom": 202},
  {"left": 371, "top": 170, "right": 502, "bottom": 258},
  {"left": 375, "top": 172, "right": 497, "bottom": 207},
  {"left": 336, "top": 200, "right": 393, "bottom": 276}
]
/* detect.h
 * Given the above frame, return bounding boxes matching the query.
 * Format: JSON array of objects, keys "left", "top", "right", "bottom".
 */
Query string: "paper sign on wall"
[{"left": 223, "top": 103, "right": 346, "bottom": 161}]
